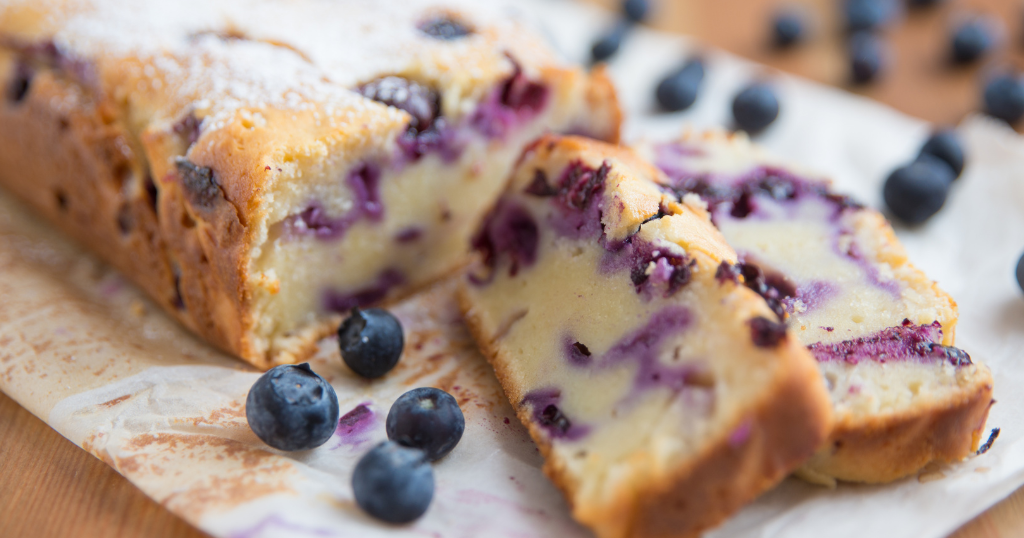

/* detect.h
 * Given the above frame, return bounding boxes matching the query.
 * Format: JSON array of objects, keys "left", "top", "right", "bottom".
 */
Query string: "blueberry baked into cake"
[
  {"left": 0, "top": 0, "right": 620, "bottom": 368},
  {"left": 638, "top": 130, "right": 993, "bottom": 485},
  {"left": 459, "top": 135, "right": 833, "bottom": 538}
]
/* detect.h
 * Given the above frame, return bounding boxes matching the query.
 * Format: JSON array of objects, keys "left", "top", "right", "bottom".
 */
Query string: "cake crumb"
[{"left": 130, "top": 300, "right": 146, "bottom": 317}]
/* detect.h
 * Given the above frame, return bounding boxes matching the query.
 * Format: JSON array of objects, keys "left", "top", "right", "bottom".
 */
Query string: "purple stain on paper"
[
  {"left": 228, "top": 515, "right": 341, "bottom": 538},
  {"left": 331, "top": 403, "right": 376, "bottom": 449}
]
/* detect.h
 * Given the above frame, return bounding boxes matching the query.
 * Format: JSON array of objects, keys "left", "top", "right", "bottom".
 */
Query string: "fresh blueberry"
[
  {"left": 591, "top": 20, "right": 630, "bottom": 63},
  {"left": 359, "top": 77, "right": 439, "bottom": 132},
  {"left": 951, "top": 20, "right": 992, "bottom": 64},
  {"left": 919, "top": 129, "right": 965, "bottom": 178},
  {"left": 844, "top": 0, "right": 893, "bottom": 33},
  {"left": 773, "top": 10, "right": 805, "bottom": 48},
  {"left": 418, "top": 16, "right": 472, "bottom": 40},
  {"left": 655, "top": 59, "right": 705, "bottom": 112},
  {"left": 386, "top": 388, "right": 465, "bottom": 461},
  {"left": 882, "top": 154, "right": 954, "bottom": 224},
  {"left": 983, "top": 74, "right": 1024, "bottom": 124},
  {"left": 246, "top": 363, "right": 340, "bottom": 451},
  {"left": 849, "top": 32, "right": 886, "bottom": 84},
  {"left": 1015, "top": 252, "right": 1024, "bottom": 294},
  {"left": 623, "top": 0, "right": 649, "bottom": 23},
  {"left": 352, "top": 441, "right": 434, "bottom": 524},
  {"left": 338, "top": 308, "right": 405, "bottom": 379},
  {"left": 732, "top": 83, "right": 780, "bottom": 134}
]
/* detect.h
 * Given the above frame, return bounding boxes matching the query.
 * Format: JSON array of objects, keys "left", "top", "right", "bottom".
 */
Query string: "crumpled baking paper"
[{"left": 1, "top": 1, "right": 1023, "bottom": 537}]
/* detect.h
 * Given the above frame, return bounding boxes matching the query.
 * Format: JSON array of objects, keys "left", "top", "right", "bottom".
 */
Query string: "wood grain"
[
  {"left": 589, "top": 0, "right": 1024, "bottom": 128},
  {"left": 0, "top": 392, "right": 207, "bottom": 538},
  {"left": 0, "top": 388, "right": 1017, "bottom": 537},
  {"left": 2, "top": 1, "right": 1022, "bottom": 537}
]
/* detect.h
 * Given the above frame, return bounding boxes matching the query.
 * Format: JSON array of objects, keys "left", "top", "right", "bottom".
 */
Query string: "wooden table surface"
[{"left": 3, "top": 1, "right": 1024, "bottom": 537}]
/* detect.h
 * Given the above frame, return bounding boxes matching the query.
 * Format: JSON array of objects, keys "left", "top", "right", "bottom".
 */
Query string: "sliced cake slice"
[
  {"left": 459, "top": 135, "right": 832, "bottom": 538},
  {"left": 637, "top": 130, "right": 994, "bottom": 485},
  {"left": 0, "top": 0, "right": 620, "bottom": 369}
]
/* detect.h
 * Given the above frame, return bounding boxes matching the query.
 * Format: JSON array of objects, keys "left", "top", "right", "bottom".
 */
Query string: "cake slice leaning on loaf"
[
  {"left": 638, "top": 130, "right": 994, "bottom": 485},
  {"left": 0, "top": 0, "right": 620, "bottom": 369},
  {"left": 459, "top": 135, "right": 832, "bottom": 538}
]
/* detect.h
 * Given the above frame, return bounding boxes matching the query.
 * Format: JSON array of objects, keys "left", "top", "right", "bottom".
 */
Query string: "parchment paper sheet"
[{"left": 2, "top": 1, "right": 1023, "bottom": 537}]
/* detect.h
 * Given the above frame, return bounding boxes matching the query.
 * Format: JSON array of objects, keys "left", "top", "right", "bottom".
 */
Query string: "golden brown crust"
[
  {"left": 459, "top": 285, "right": 832, "bottom": 538},
  {"left": 801, "top": 366, "right": 994, "bottom": 484},
  {"left": 582, "top": 65, "right": 623, "bottom": 145},
  {"left": 0, "top": 20, "right": 623, "bottom": 370},
  {"left": 629, "top": 343, "right": 831, "bottom": 538},
  {"left": 0, "top": 64, "right": 262, "bottom": 364}
]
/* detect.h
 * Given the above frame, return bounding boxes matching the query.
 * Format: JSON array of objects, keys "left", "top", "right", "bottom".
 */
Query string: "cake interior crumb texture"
[
  {"left": 637, "top": 131, "right": 993, "bottom": 485},
  {"left": 0, "top": 0, "right": 621, "bottom": 368},
  {"left": 460, "top": 135, "right": 832, "bottom": 538}
]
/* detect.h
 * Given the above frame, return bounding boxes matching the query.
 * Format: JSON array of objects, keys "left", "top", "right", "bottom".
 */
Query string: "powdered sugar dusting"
[{"left": 13, "top": 0, "right": 557, "bottom": 137}]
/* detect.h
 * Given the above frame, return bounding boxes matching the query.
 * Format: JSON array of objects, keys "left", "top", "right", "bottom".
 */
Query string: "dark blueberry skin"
[
  {"left": 849, "top": 32, "right": 886, "bottom": 84},
  {"left": 732, "top": 83, "right": 780, "bottom": 134},
  {"left": 359, "top": 77, "right": 439, "bottom": 132},
  {"left": 882, "top": 154, "right": 954, "bottom": 225},
  {"left": 844, "top": 0, "right": 893, "bottom": 33},
  {"left": 338, "top": 308, "right": 405, "bottom": 379},
  {"left": 623, "top": 0, "right": 649, "bottom": 22},
  {"left": 1016, "top": 252, "right": 1024, "bottom": 295},
  {"left": 352, "top": 441, "right": 434, "bottom": 524},
  {"left": 983, "top": 74, "right": 1024, "bottom": 124},
  {"left": 591, "top": 20, "right": 630, "bottom": 63},
  {"left": 246, "top": 363, "right": 340, "bottom": 451},
  {"left": 951, "top": 20, "right": 992, "bottom": 64},
  {"left": 418, "top": 16, "right": 472, "bottom": 40},
  {"left": 919, "top": 129, "right": 965, "bottom": 178},
  {"left": 386, "top": 387, "right": 465, "bottom": 461},
  {"left": 773, "top": 11, "right": 805, "bottom": 48},
  {"left": 655, "top": 59, "right": 705, "bottom": 112}
]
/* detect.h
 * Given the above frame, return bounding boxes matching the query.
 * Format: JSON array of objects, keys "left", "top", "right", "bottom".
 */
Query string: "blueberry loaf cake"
[
  {"left": 0, "top": 0, "right": 620, "bottom": 368},
  {"left": 459, "top": 135, "right": 832, "bottom": 538},
  {"left": 639, "top": 131, "right": 993, "bottom": 485}
]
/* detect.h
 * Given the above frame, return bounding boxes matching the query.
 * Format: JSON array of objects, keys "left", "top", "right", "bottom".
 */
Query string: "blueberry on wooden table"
[
  {"left": 386, "top": 387, "right": 465, "bottom": 461},
  {"left": 591, "top": 19, "right": 631, "bottom": 63},
  {"left": 882, "top": 154, "right": 954, "bottom": 224},
  {"left": 849, "top": 32, "right": 886, "bottom": 84},
  {"left": 772, "top": 10, "right": 805, "bottom": 48},
  {"left": 353, "top": 441, "right": 434, "bottom": 524},
  {"left": 246, "top": 363, "right": 340, "bottom": 451},
  {"left": 732, "top": 83, "right": 780, "bottom": 134},
  {"left": 1016, "top": 252, "right": 1024, "bottom": 294},
  {"left": 844, "top": 0, "right": 893, "bottom": 33},
  {"left": 622, "top": 0, "right": 649, "bottom": 23},
  {"left": 919, "top": 129, "right": 965, "bottom": 178},
  {"left": 338, "top": 307, "right": 405, "bottom": 379},
  {"left": 655, "top": 58, "right": 705, "bottom": 112},
  {"left": 983, "top": 74, "right": 1024, "bottom": 124},
  {"left": 951, "top": 20, "right": 993, "bottom": 64}
]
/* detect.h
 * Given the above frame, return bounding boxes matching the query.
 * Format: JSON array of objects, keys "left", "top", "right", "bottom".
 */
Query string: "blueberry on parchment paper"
[
  {"left": 387, "top": 387, "right": 465, "bottom": 461},
  {"left": 246, "top": 363, "right": 340, "bottom": 451},
  {"left": 338, "top": 307, "right": 405, "bottom": 379}
]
